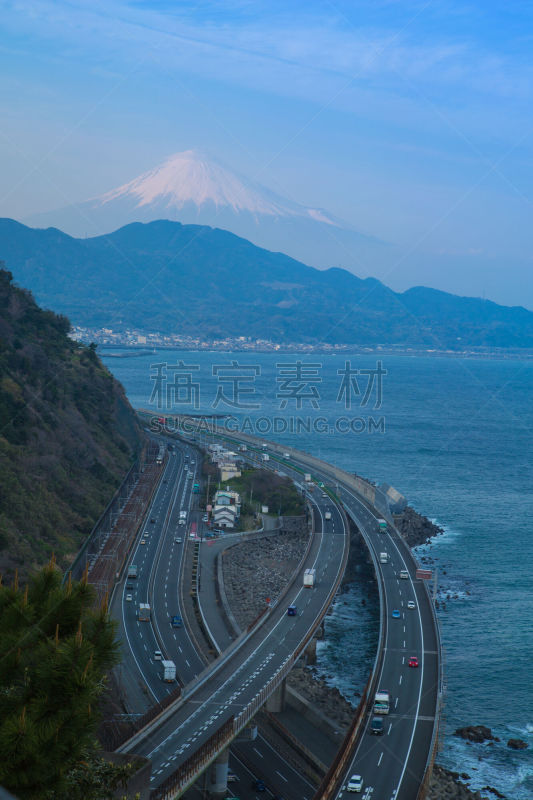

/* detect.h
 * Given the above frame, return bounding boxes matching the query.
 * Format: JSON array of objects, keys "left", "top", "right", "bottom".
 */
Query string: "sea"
[{"left": 101, "top": 349, "right": 533, "bottom": 799}]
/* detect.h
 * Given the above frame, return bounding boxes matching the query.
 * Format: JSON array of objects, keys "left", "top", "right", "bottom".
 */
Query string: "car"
[
  {"left": 392, "top": 609, "right": 401, "bottom": 619},
  {"left": 287, "top": 605, "right": 297, "bottom": 616},
  {"left": 150, "top": 518, "right": 156, "bottom": 524},
  {"left": 202, "top": 514, "right": 209, "bottom": 522},
  {"left": 126, "top": 583, "right": 134, "bottom": 590},
  {"left": 407, "top": 600, "right": 416, "bottom": 610},
  {"left": 171, "top": 615, "right": 182, "bottom": 628},
  {"left": 140, "top": 539, "right": 146, "bottom": 545},
  {"left": 347, "top": 774, "right": 363, "bottom": 792},
  {"left": 125, "top": 593, "right": 132, "bottom": 602},
  {"left": 252, "top": 779, "right": 265, "bottom": 791},
  {"left": 400, "top": 569, "right": 409, "bottom": 579},
  {"left": 154, "top": 650, "right": 163, "bottom": 660},
  {"left": 179, "top": 519, "right": 185, "bottom": 525},
  {"left": 408, "top": 656, "right": 419, "bottom": 668},
  {"left": 370, "top": 716, "right": 384, "bottom": 735},
  {"left": 174, "top": 537, "right": 182, "bottom": 543}
]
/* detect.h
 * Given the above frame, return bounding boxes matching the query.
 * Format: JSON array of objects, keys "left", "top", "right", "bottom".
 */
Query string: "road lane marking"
[
  {"left": 275, "top": 771, "right": 288, "bottom": 782},
  {"left": 388, "top": 723, "right": 392, "bottom": 734},
  {"left": 253, "top": 747, "right": 264, "bottom": 758},
  {"left": 377, "top": 752, "right": 383, "bottom": 766},
  {"left": 399, "top": 675, "right": 403, "bottom": 685}
]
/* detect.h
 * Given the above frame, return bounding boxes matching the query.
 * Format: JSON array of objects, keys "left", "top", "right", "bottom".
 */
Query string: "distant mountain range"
[
  {"left": 23, "top": 149, "right": 383, "bottom": 271},
  {"left": 2, "top": 217, "right": 533, "bottom": 349}
]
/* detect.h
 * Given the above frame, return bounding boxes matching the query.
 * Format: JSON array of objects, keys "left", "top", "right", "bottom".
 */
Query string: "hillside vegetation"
[
  {"left": 2, "top": 218, "right": 533, "bottom": 348},
  {"left": 0, "top": 268, "right": 143, "bottom": 578},
  {"left": 225, "top": 469, "right": 305, "bottom": 517}
]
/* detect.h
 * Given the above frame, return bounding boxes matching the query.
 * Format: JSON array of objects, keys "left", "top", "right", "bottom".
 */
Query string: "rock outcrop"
[
  {"left": 394, "top": 505, "right": 443, "bottom": 547},
  {"left": 454, "top": 726, "right": 500, "bottom": 744},
  {"left": 507, "top": 738, "right": 528, "bottom": 750}
]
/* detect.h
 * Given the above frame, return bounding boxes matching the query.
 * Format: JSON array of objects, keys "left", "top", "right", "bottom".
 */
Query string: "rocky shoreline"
[
  {"left": 394, "top": 505, "right": 444, "bottom": 547},
  {"left": 221, "top": 509, "right": 503, "bottom": 800}
]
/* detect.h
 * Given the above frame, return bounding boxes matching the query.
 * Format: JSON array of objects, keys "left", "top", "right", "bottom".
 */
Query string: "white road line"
[
  {"left": 388, "top": 723, "right": 392, "bottom": 735},
  {"left": 275, "top": 771, "right": 288, "bottom": 782},
  {"left": 399, "top": 675, "right": 403, "bottom": 685},
  {"left": 377, "top": 752, "right": 384, "bottom": 766},
  {"left": 253, "top": 747, "right": 264, "bottom": 758}
]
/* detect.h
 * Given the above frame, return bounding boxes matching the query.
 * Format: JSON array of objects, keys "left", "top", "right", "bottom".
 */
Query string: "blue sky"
[{"left": 1, "top": 0, "right": 533, "bottom": 306}]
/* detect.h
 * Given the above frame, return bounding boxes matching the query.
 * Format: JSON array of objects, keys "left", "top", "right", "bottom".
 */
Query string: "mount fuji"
[{"left": 23, "top": 149, "right": 383, "bottom": 271}]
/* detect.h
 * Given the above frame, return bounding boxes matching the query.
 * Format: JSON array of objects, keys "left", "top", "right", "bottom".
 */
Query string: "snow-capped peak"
[{"left": 97, "top": 149, "right": 340, "bottom": 225}]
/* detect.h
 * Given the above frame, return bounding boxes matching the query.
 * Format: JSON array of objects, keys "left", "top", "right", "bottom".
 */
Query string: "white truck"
[
  {"left": 303, "top": 568, "right": 316, "bottom": 588},
  {"left": 283, "top": 452, "right": 290, "bottom": 459},
  {"left": 127, "top": 564, "right": 138, "bottom": 579},
  {"left": 304, "top": 473, "right": 312, "bottom": 482},
  {"left": 380, "top": 552, "right": 388, "bottom": 563},
  {"left": 261, "top": 453, "right": 270, "bottom": 462},
  {"left": 162, "top": 660, "right": 176, "bottom": 682},
  {"left": 377, "top": 518, "right": 388, "bottom": 532},
  {"left": 374, "top": 689, "right": 391, "bottom": 714},
  {"left": 325, "top": 511, "right": 332, "bottom": 520}
]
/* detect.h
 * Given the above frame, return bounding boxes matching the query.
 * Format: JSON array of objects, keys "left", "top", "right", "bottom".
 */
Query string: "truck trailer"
[
  {"left": 162, "top": 660, "right": 176, "bottom": 682},
  {"left": 138, "top": 603, "right": 151, "bottom": 621},
  {"left": 127, "top": 565, "right": 138, "bottom": 579},
  {"left": 304, "top": 473, "right": 312, "bottom": 482},
  {"left": 303, "top": 568, "right": 316, "bottom": 588}
]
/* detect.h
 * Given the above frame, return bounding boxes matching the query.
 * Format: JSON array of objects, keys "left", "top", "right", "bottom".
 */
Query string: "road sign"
[{"left": 416, "top": 568, "right": 432, "bottom": 580}]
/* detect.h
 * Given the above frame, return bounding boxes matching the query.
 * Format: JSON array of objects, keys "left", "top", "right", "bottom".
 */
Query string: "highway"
[
  {"left": 111, "top": 441, "right": 205, "bottom": 709},
  {"left": 111, "top": 422, "right": 440, "bottom": 799},
  {"left": 116, "top": 450, "right": 349, "bottom": 795},
  {"left": 188, "top": 429, "right": 441, "bottom": 800}
]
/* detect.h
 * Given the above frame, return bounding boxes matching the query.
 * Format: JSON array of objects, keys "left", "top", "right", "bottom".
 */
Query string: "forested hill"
[
  {"left": 0, "top": 268, "right": 144, "bottom": 578},
  {"left": 2, "top": 218, "right": 533, "bottom": 348}
]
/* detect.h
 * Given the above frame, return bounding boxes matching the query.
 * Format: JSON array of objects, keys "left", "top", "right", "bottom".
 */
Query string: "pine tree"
[{"left": 0, "top": 560, "right": 122, "bottom": 798}]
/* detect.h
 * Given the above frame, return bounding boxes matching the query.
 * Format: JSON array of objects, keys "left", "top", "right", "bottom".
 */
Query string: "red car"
[{"left": 408, "top": 656, "right": 419, "bottom": 668}]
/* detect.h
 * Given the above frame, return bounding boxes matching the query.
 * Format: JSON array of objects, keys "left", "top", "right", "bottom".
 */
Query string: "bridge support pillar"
[
  {"left": 265, "top": 678, "right": 286, "bottom": 713},
  {"left": 209, "top": 746, "right": 230, "bottom": 797}
]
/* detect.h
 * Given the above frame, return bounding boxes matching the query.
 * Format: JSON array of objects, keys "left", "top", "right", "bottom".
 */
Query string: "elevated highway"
[{"left": 115, "top": 417, "right": 441, "bottom": 799}]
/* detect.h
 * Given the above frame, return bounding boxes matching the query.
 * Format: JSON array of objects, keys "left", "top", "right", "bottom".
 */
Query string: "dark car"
[
  {"left": 252, "top": 779, "right": 266, "bottom": 792},
  {"left": 370, "top": 716, "right": 384, "bottom": 735},
  {"left": 287, "top": 605, "right": 297, "bottom": 616},
  {"left": 126, "top": 583, "right": 134, "bottom": 591}
]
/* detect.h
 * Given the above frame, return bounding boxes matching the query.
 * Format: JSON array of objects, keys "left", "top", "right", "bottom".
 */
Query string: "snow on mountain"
[
  {"left": 97, "top": 149, "right": 335, "bottom": 223},
  {"left": 23, "top": 149, "right": 383, "bottom": 272}
]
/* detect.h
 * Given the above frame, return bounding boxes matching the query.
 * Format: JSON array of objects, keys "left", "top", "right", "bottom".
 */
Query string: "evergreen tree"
[{"left": 0, "top": 560, "right": 125, "bottom": 798}]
